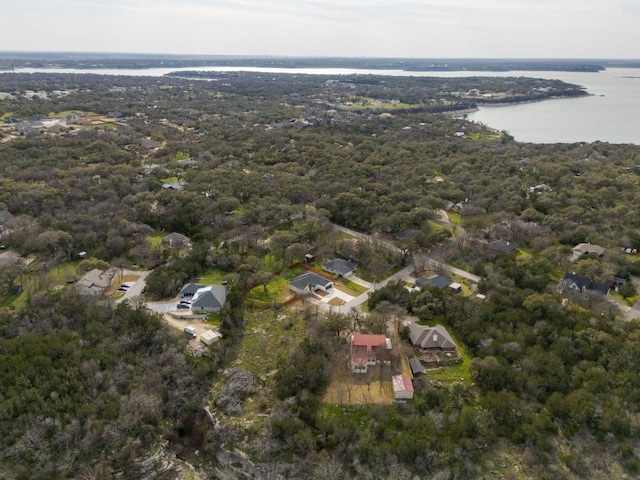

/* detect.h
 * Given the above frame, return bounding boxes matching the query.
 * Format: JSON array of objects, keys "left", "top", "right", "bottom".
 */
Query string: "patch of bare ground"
[
  {"left": 328, "top": 297, "right": 345, "bottom": 306},
  {"left": 324, "top": 365, "right": 396, "bottom": 405}
]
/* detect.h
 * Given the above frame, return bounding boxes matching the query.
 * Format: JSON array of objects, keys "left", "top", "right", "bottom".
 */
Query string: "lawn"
[
  {"left": 247, "top": 277, "right": 289, "bottom": 303},
  {"left": 336, "top": 278, "right": 368, "bottom": 295},
  {"left": 47, "top": 110, "right": 85, "bottom": 118},
  {"left": 196, "top": 270, "right": 227, "bottom": 285},
  {"left": 148, "top": 232, "right": 165, "bottom": 247},
  {"left": 424, "top": 340, "right": 472, "bottom": 386}
]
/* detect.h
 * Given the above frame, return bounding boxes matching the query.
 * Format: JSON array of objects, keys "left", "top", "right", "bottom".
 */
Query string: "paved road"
[{"left": 333, "top": 224, "right": 481, "bottom": 284}]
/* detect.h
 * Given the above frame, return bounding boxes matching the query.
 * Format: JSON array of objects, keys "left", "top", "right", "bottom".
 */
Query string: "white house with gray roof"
[
  {"left": 289, "top": 272, "right": 333, "bottom": 295},
  {"left": 322, "top": 258, "right": 357, "bottom": 277},
  {"left": 191, "top": 285, "right": 228, "bottom": 313}
]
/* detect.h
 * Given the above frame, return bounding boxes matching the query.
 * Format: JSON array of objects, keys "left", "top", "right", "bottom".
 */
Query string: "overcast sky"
[{"left": 2, "top": 0, "right": 638, "bottom": 58}]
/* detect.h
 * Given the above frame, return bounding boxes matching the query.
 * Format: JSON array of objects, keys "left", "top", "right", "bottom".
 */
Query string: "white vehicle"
[{"left": 183, "top": 326, "right": 197, "bottom": 338}]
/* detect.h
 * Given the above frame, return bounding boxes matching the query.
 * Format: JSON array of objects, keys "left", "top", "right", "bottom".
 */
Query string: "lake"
[{"left": 13, "top": 66, "right": 640, "bottom": 145}]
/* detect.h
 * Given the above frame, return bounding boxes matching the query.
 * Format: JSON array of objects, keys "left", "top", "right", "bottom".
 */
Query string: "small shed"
[
  {"left": 201, "top": 330, "right": 222, "bottom": 346},
  {"left": 449, "top": 282, "right": 463, "bottom": 294},
  {"left": 392, "top": 375, "right": 414, "bottom": 400},
  {"left": 409, "top": 358, "right": 424, "bottom": 378}
]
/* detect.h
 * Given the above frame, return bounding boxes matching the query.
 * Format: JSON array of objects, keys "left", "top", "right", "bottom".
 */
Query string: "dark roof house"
[
  {"left": 409, "top": 323, "right": 457, "bottom": 352},
  {"left": 415, "top": 274, "right": 452, "bottom": 290},
  {"left": 180, "top": 283, "right": 206, "bottom": 298},
  {"left": 289, "top": 272, "right": 333, "bottom": 295},
  {"left": 409, "top": 357, "right": 424, "bottom": 378},
  {"left": 561, "top": 273, "right": 609, "bottom": 296},
  {"left": 487, "top": 239, "right": 518, "bottom": 254},
  {"left": 322, "top": 258, "right": 357, "bottom": 277}
]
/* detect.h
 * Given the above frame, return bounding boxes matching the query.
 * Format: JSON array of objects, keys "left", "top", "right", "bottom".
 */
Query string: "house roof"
[
  {"left": 572, "top": 243, "right": 605, "bottom": 256},
  {"left": 289, "top": 271, "right": 333, "bottom": 291},
  {"left": 0, "top": 209, "right": 13, "bottom": 224},
  {"left": 162, "top": 232, "right": 191, "bottom": 246},
  {"left": 409, "top": 323, "right": 457, "bottom": 350},
  {"left": 0, "top": 250, "right": 21, "bottom": 266},
  {"left": 75, "top": 268, "right": 112, "bottom": 294},
  {"left": 162, "top": 181, "right": 186, "bottom": 190},
  {"left": 416, "top": 274, "right": 452, "bottom": 289},
  {"left": 351, "top": 333, "right": 389, "bottom": 351},
  {"left": 323, "top": 258, "right": 357, "bottom": 276},
  {"left": 487, "top": 239, "right": 518, "bottom": 254},
  {"left": 392, "top": 375, "right": 414, "bottom": 393},
  {"left": 180, "top": 283, "right": 206, "bottom": 296},
  {"left": 191, "top": 285, "right": 228, "bottom": 309},
  {"left": 409, "top": 357, "right": 424, "bottom": 375},
  {"left": 562, "top": 273, "right": 609, "bottom": 296}
]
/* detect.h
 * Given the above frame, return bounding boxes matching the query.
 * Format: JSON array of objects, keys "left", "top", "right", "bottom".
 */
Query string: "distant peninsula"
[{"left": 2, "top": 52, "right": 640, "bottom": 72}]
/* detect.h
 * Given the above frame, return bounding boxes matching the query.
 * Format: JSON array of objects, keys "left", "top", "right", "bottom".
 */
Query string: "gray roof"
[
  {"left": 416, "top": 274, "right": 452, "bottom": 289},
  {"left": 487, "top": 239, "right": 518, "bottom": 254},
  {"left": 180, "top": 283, "right": 206, "bottom": 296},
  {"left": 162, "top": 232, "right": 191, "bottom": 246},
  {"left": 290, "top": 272, "right": 333, "bottom": 291},
  {"left": 409, "top": 357, "right": 424, "bottom": 375},
  {"left": 191, "top": 285, "right": 228, "bottom": 309},
  {"left": 0, "top": 250, "right": 21, "bottom": 266},
  {"left": 562, "top": 273, "right": 609, "bottom": 296},
  {"left": 0, "top": 209, "right": 13, "bottom": 224},
  {"left": 323, "top": 258, "right": 357, "bottom": 276},
  {"left": 75, "top": 268, "right": 112, "bottom": 295},
  {"left": 409, "top": 323, "right": 457, "bottom": 350}
]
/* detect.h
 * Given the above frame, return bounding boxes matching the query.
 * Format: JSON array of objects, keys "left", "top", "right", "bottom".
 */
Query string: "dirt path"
[{"left": 162, "top": 313, "right": 213, "bottom": 338}]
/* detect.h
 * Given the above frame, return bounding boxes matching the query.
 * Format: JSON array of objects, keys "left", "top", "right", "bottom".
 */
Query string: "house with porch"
[{"left": 350, "top": 333, "right": 392, "bottom": 373}]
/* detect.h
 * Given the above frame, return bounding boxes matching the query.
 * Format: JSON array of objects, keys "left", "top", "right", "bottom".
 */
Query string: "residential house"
[
  {"left": 409, "top": 357, "right": 424, "bottom": 378},
  {"left": 180, "top": 283, "right": 206, "bottom": 299},
  {"left": 162, "top": 232, "right": 191, "bottom": 248},
  {"left": 487, "top": 239, "right": 518, "bottom": 254},
  {"left": 75, "top": 268, "right": 113, "bottom": 296},
  {"left": 322, "top": 258, "right": 357, "bottom": 277},
  {"left": 409, "top": 323, "right": 457, "bottom": 352},
  {"left": 162, "top": 181, "right": 186, "bottom": 191},
  {"left": 414, "top": 274, "right": 452, "bottom": 291},
  {"left": 392, "top": 375, "right": 414, "bottom": 400},
  {"left": 571, "top": 243, "right": 605, "bottom": 262},
  {"left": 561, "top": 273, "right": 609, "bottom": 296},
  {"left": 288, "top": 272, "right": 333, "bottom": 295},
  {"left": 190, "top": 285, "right": 228, "bottom": 313},
  {"left": 350, "top": 333, "right": 392, "bottom": 373},
  {"left": 0, "top": 250, "right": 22, "bottom": 267}
]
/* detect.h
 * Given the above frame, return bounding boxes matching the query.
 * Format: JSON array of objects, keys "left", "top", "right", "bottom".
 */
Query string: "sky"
[{"left": 2, "top": 0, "right": 639, "bottom": 58}]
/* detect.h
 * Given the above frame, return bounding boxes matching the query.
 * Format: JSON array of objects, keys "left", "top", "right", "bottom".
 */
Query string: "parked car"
[
  {"left": 183, "top": 326, "right": 197, "bottom": 338},
  {"left": 177, "top": 303, "right": 190, "bottom": 309}
]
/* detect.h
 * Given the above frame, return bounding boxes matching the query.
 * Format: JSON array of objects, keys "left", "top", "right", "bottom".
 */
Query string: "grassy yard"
[
  {"left": 336, "top": 278, "right": 368, "bottom": 294},
  {"left": 47, "top": 110, "right": 86, "bottom": 118},
  {"left": 344, "top": 97, "right": 423, "bottom": 111},
  {"left": 196, "top": 270, "right": 227, "bottom": 285},
  {"left": 247, "top": 277, "right": 289, "bottom": 303},
  {"left": 424, "top": 340, "right": 472, "bottom": 386},
  {"left": 148, "top": 232, "right": 165, "bottom": 247}
]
